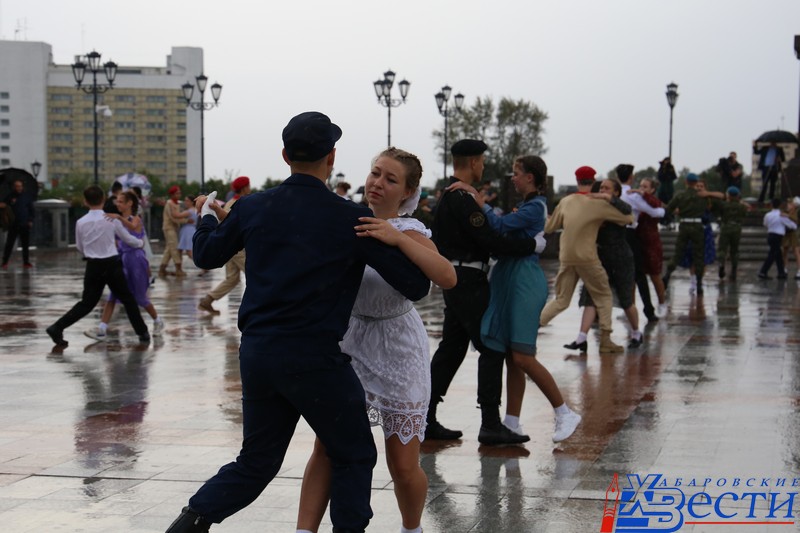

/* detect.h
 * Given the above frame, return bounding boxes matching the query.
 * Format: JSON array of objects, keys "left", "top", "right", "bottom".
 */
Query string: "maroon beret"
[
  {"left": 232, "top": 176, "right": 250, "bottom": 192},
  {"left": 575, "top": 166, "right": 596, "bottom": 182}
]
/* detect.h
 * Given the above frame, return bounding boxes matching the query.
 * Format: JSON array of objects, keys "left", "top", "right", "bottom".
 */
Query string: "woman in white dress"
[{"left": 296, "top": 148, "right": 456, "bottom": 533}]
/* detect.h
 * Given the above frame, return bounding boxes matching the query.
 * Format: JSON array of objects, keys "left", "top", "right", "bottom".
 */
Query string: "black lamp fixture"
[
  {"left": 665, "top": 82, "right": 679, "bottom": 160},
  {"left": 31, "top": 160, "right": 42, "bottom": 179},
  {"left": 373, "top": 69, "right": 410, "bottom": 146},
  {"left": 794, "top": 35, "right": 800, "bottom": 135},
  {"left": 71, "top": 51, "right": 117, "bottom": 185},
  {"left": 182, "top": 74, "right": 222, "bottom": 194},
  {"left": 434, "top": 85, "right": 465, "bottom": 179}
]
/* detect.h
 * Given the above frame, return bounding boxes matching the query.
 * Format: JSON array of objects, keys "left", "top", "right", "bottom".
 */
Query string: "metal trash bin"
[{"left": 33, "top": 199, "right": 70, "bottom": 248}]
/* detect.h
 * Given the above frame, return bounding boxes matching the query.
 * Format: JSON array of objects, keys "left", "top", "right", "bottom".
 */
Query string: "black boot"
[
  {"left": 719, "top": 264, "right": 726, "bottom": 279},
  {"left": 425, "top": 402, "right": 462, "bottom": 440},
  {"left": 165, "top": 507, "right": 211, "bottom": 533},
  {"left": 662, "top": 267, "right": 674, "bottom": 289},
  {"left": 695, "top": 275, "right": 704, "bottom": 296}
]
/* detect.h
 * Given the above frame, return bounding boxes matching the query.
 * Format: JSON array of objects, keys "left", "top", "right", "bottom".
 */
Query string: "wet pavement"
[{"left": 1, "top": 250, "right": 799, "bottom": 532}]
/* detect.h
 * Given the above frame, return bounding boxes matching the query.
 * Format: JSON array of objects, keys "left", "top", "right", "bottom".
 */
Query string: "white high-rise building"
[{"left": 0, "top": 40, "right": 206, "bottom": 187}]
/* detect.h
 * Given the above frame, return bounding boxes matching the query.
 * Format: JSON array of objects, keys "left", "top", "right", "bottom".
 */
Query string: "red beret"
[
  {"left": 168, "top": 185, "right": 180, "bottom": 195},
  {"left": 575, "top": 166, "right": 596, "bottom": 182},
  {"left": 232, "top": 176, "right": 250, "bottom": 192}
]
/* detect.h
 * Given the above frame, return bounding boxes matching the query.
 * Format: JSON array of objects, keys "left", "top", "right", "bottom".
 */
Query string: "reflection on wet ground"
[{"left": 1, "top": 250, "right": 799, "bottom": 532}]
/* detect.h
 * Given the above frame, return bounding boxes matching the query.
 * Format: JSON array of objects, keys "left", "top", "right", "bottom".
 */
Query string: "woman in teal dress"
[{"left": 453, "top": 155, "right": 581, "bottom": 443}]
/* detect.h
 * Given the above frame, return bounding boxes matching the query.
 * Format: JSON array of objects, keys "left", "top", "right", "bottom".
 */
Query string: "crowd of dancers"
[{"left": 38, "top": 110, "right": 800, "bottom": 533}]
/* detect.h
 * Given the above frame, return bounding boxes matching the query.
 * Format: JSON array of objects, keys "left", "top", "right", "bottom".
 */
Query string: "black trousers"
[
  {"left": 758, "top": 168, "right": 779, "bottom": 203},
  {"left": 50, "top": 256, "right": 147, "bottom": 336},
  {"left": 625, "top": 228, "right": 655, "bottom": 317},
  {"left": 2, "top": 224, "right": 30, "bottom": 264},
  {"left": 430, "top": 266, "right": 503, "bottom": 410},
  {"left": 760, "top": 233, "right": 786, "bottom": 276},
  {"left": 189, "top": 348, "right": 376, "bottom": 532}
]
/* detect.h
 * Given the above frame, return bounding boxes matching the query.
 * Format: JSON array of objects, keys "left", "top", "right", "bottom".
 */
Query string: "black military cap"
[
  {"left": 282, "top": 111, "right": 343, "bottom": 162},
  {"left": 451, "top": 139, "right": 488, "bottom": 157}
]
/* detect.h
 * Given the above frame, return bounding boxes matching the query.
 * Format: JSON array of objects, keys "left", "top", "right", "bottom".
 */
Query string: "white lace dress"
[{"left": 341, "top": 218, "right": 432, "bottom": 444}]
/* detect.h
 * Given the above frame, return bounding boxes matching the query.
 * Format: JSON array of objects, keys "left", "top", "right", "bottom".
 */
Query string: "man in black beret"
[{"left": 427, "top": 138, "right": 538, "bottom": 445}]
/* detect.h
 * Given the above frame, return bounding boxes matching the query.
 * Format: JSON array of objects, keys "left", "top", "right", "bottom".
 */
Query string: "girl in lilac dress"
[{"left": 85, "top": 191, "right": 164, "bottom": 341}]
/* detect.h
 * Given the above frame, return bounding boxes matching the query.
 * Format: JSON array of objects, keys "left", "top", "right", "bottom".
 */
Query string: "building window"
[
  {"left": 51, "top": 133, "right": 73, "bottom": 141},
  {"left": 146, "top": 122, "right": 166, "bottom": 129},
  {"left": 146, "top": 135, "right": 166, "bottom": 142},
  {"left": 115, "top": 108, "right": 136, "bottom": 116},
  {"left": 50, "top": 107, "right": 72, "bottom": 115},
  {"left": 146, "top": 95, "right": 166, "bottom": 103},
  {"left": 0, "top": 146, "right": 9, "bottom": 153},
  {"left": 147, "top": 161, "right": 167, "bottom": 169},
  {"left": 52, "top": 146, "right": 73, "bottom": 154},
  {"left": 51, "top": 120, "right": 72, "bottom": 128},
  {"left": 50, "top": 94, "right": 72, "bottom": 101},
  {"left": 177, "top": 108, "right": 186, "bottom": 116},
  {"left": 146, "top": 109, "right": 165, "bottom": 116},
  {"left": 0, "top": 132, "right": 8, "bottom": 139},
  {"left": 115, "top": 135, "right": 135, "bottom": 142},
  {"left": 176, "top": 136, "right": 186, "bottom": 142},
  {"left": 1, "top": 158, "right": 10, "bottom": 166},
  {"left": 0, "top": 106, "right": 9, "bottom": 112},
  {"left": 177, "top": 162, "right": 187, "bottom": 169},
  {"left": 114, "top": 95, "right": 136, "bottom": 102},
  {"left": 116, "top": 122, "right": 136, "bottom": 129},
  {"left": 177, "top": 148, "right": 186, "bottom": 156},
  {"left": 147, "top": 148, "right": 166, "bottom": 156},
  {"left": 177, "top": 122, "right": 186, "bottom": 129},
  {"left": 0, "top": 92, "right": 9, "bottom": 99},
  {"left": 1, "top": 119, "right": 9, "bottom": 126}
]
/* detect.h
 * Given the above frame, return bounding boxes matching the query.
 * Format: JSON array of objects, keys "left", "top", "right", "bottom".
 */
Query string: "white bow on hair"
[{"left": 398, "top": 185, "right": 422, "bottom": 216}]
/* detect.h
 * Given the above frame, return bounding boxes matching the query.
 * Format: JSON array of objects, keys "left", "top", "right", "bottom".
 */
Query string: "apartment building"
[{"left": 0, "top": 40, "right": 205, "bottom": 187}]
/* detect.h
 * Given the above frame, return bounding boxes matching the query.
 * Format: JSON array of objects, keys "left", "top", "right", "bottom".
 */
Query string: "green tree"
[{"left": 433, "top": 96, "right": 548, "bottom": 212}]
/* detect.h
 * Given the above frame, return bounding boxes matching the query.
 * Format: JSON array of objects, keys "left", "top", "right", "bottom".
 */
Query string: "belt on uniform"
[
  {"left": 450, "top": 259, "right": 490, "bottom": 273},
  {"left": 680, "top": 218, "right": 703, "bottom": 223}
]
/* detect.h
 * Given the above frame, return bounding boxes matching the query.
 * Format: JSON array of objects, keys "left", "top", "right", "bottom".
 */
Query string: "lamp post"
[
  {"left": 31, "top": 160, "right": 41, "bottom": 180},
  {"left": 182, "top": 74, "right": 222, "bottom": 194},
  {"left": 665, "top": 82, "right": 679, "bottom": 160},
  {"left": 71, "top": 51, "right": 117, "bottom": 186},
  {"left": 373, "top": 70, "right": 410, "bottom": 147},
  {"left": 434, "top": 86, "right": 465, "bottom": 179},
  {"left": 794, "top": 35, "right": 800, "bottom": 135}
]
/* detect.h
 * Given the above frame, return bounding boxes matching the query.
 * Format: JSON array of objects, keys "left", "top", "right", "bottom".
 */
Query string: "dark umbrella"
[
  {"left": 0, "top": 168, "right": 39, "bottom": 201},
  {"left": 755, "top": 130, "right": 799, "bottom": 145}
]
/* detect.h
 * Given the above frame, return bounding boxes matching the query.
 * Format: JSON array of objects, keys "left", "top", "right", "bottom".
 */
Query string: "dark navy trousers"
[{"left": 189, "top": 347, "right": 377, "bottom": 532}]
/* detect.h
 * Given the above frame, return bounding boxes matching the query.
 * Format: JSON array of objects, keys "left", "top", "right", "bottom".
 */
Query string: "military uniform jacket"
[
  {"left": 666, "top": 188, "right": 708, "bottom": 219},
  {"left": 431, "top": 177, "right": 536, "bottom": 262},
  {"left": 714, "top": 200, "right": 748, "bottom": 227}
]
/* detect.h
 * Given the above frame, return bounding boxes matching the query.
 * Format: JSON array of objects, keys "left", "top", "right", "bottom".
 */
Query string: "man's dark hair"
[
  {"left": 615, "top": 164, "right": 634, "bottom": 184},
  {"left": 772, "top": 198, "right": 782, "bottom": 209},
  {"left": 84, "top": 185, "right": 105, "bottom": 206},
  {"left": 110, "top": 181, "right": 123, "bottom": 193}
]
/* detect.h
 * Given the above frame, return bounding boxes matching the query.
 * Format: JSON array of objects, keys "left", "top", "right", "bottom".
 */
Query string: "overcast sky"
[{"left": 2, "top": 0, "right": 800, "bottom": 191}]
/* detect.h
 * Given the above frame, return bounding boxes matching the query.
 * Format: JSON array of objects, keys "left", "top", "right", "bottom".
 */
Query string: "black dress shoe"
[
  {"left": 478, "top": 424, "right": 530, "bottom": 445},
  {"left": 719, "top": 265, "right": 726, "bottom": 279},
  {"left": 46, "top": 326, "right": 68, "bottom": 348},
  {"left": 627, "top": 337, "right": 643, "bottom": 349},
  {"left": 777, "top": 273, "right": 788, "bottom": 280},
  {"left": 563, "top": 340, "right": 588, "bottom": 352},
  {"left": 425, "top": 420, "right": 463, "bottom": 440},
  {"left": 758, "top": 272, "right": 771, "bottom": 280},
  {"left": 165, "top": 506, "right": 211, "bottom": 533},
  {"left": 645, "top": 314, "right": 659, "bottom": 324}
]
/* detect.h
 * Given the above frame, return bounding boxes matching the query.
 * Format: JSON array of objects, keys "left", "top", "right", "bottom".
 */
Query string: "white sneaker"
[
  {"left": 153, "top": 318, "right": 164, "bottom": 335},
  {"left": 553, "top": 410, "right": 582, "bottom": 442},
  {"left": 84, "top": 328, "right": 107, "bottom": 342},
  {"left": 503, "top": 422, "right": 525, "bottom": 436},
  {"left": 657, "top": 303, "right": 668, "bottom": 317}
]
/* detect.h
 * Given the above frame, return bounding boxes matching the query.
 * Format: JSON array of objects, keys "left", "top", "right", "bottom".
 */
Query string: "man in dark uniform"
[
  {"left": 662, "top": 173, "right": 710, "bottom": 295},
  {"left": 427, "top": 139, "right": 538, "bottom": 446},
  {"left": 164, "top": 112, "right": 430, "bottom": 533}
]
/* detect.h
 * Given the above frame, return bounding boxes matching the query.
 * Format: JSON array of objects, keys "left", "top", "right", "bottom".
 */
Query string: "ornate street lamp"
[
  {"left": 794, "top": 35, "right": 800, "bottom": 135},
  {"left": 31, "top": 160, "right": 41, "bottom": 179},
  {"left": 435, "top": 85, "right": 465, "bottom": 179},
  {"left": 373, "top": 69, "right": 410, "bottom": 146},
  {"left": 71, "top": 51, "right": 117, "bottom": 185},
  {"left": 666, "top": 82, "right": 679, "bottom": 160},
  {"left": 182, "top": 75, "right": 222, "bottom": 194}
]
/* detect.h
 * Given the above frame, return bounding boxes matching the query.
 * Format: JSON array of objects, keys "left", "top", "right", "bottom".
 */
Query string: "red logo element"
[{"left": 600, "top": 473, "right": 620, "bottom": 532}]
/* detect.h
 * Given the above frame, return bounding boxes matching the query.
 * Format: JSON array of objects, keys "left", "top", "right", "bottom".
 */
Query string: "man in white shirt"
[
  {"left": 759, "top": 198, "right": 798, "bottom": 280},
  {"left": 617, "top": 164, "right": 666, "bottom": 321},
  {"left": 46, "top": 185, "right": 150, "bottom": 348}
]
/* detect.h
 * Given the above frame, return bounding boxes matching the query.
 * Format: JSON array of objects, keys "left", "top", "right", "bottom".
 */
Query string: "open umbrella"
[
  {"left": 0, "top": 168, "right": 39, "bottom": 201},
  {"left": 755, "top": 130, "right": 799, "bottom": 145},
  {"left": 115, "top": 172, "right": 152, "bottom": 197}
]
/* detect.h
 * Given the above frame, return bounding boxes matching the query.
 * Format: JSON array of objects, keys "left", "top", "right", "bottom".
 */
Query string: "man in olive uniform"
[
  {"left": 662, "top": 173, "right": 710, "bottom": 294},
  {"left": 428, "top": 139, "right": 538, "bottom": 446},
  {"left": 714, "top": 186, "right": 749, "bottom": 281}
]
